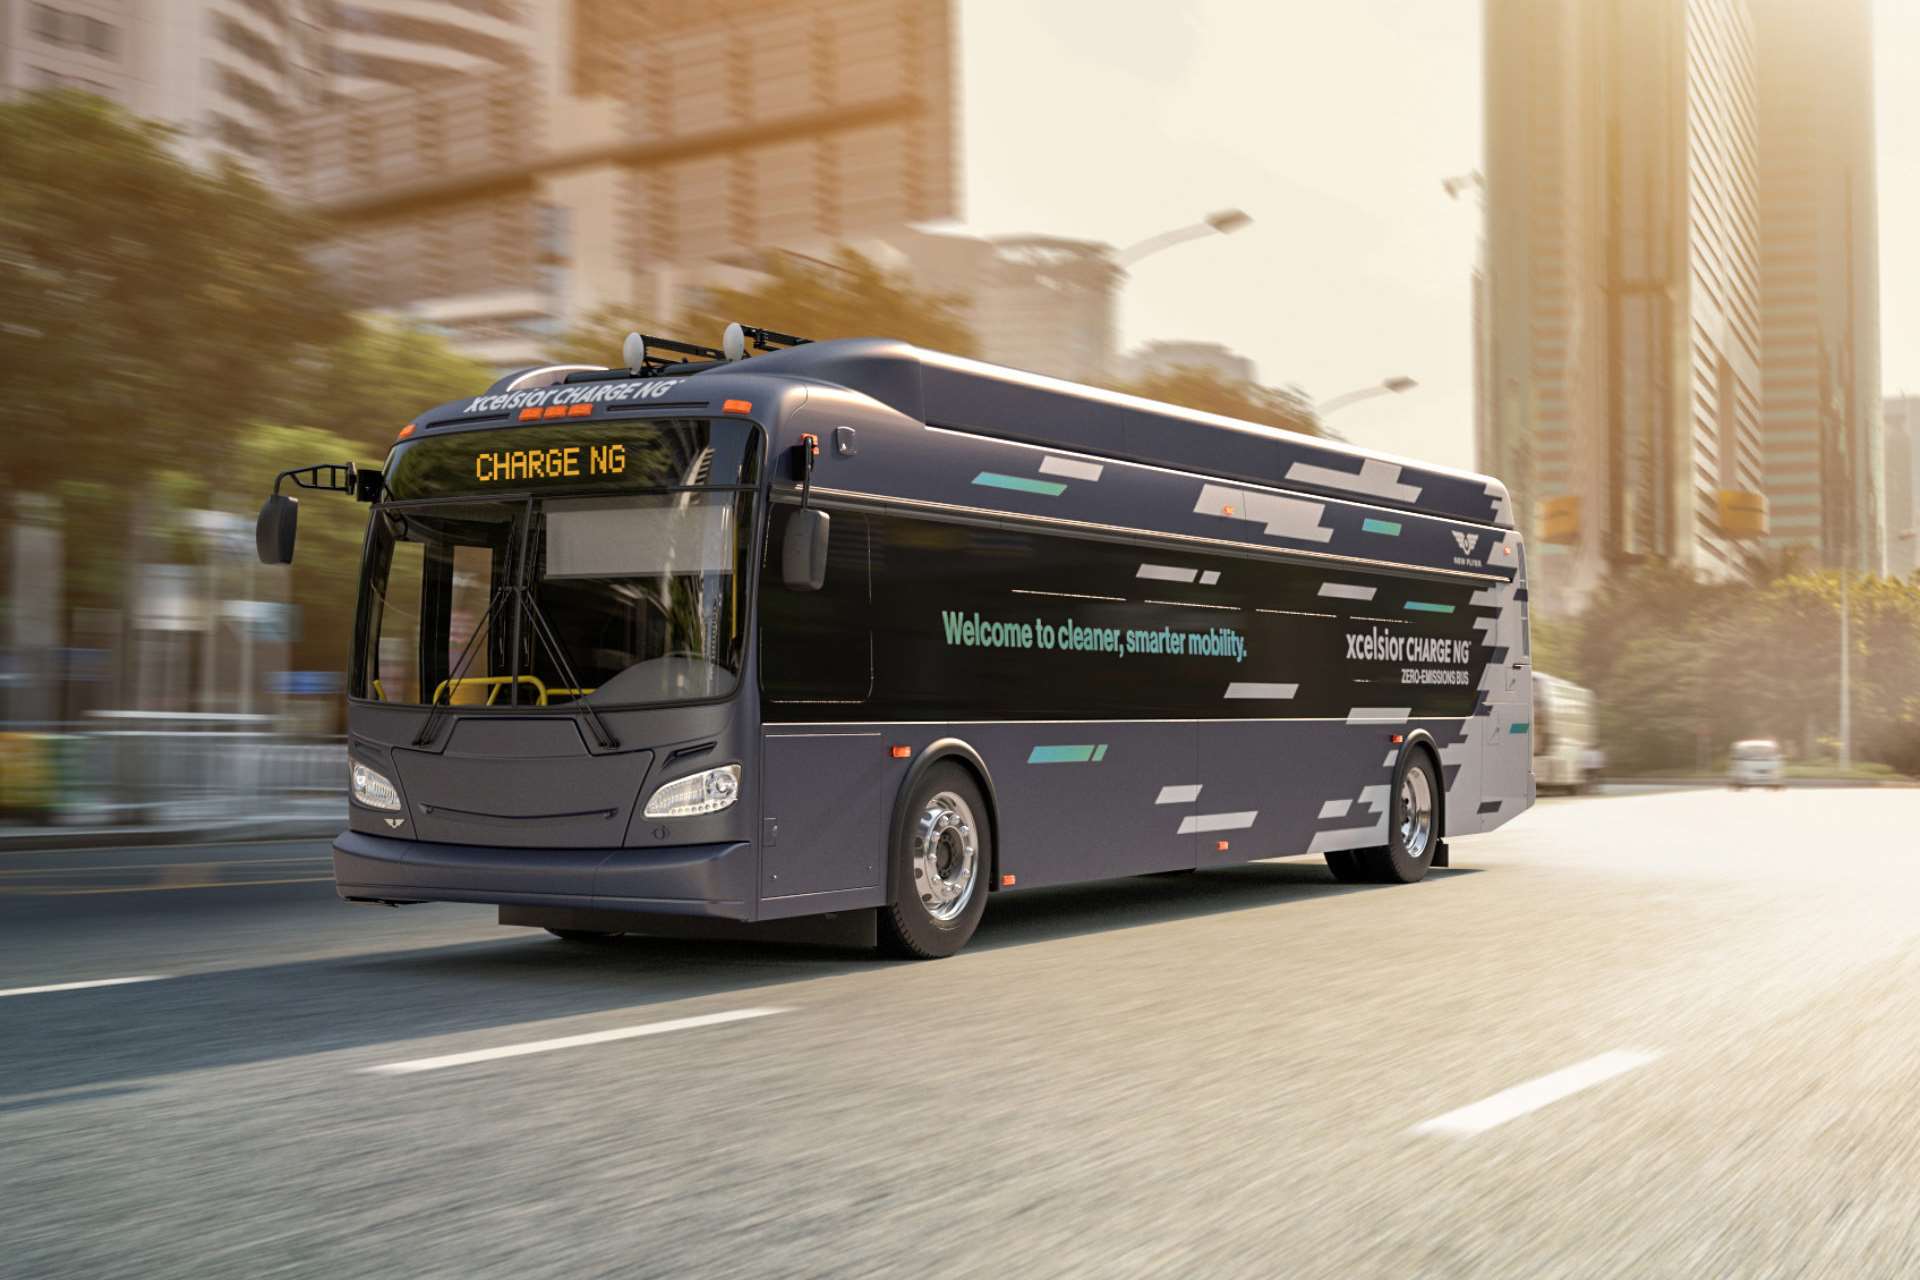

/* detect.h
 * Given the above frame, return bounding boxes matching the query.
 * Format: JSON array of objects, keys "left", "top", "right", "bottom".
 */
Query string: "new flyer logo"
[{"left": 1452, "top": 531, "right": 1480, "bottom": 555}]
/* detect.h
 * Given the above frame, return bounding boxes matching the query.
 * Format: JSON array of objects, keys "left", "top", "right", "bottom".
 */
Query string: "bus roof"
[
  {"left": 720, "top": 339, "right": 1515, "bottom": 531},
  {"left": 414, "top": 337, "right": 1516, "bottom": 531}
]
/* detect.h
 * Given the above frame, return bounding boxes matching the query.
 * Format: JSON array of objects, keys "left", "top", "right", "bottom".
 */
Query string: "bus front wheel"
[{"left": 879, "top": 763, "right": 992, "bottom": 959}]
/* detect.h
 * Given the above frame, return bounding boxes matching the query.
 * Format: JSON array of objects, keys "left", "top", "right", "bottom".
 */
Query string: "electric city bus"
[{"left": 257, "top": 326, "right": 1534, "bottom": 958}]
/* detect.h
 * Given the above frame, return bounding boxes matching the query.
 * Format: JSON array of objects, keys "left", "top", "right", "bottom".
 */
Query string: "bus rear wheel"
[
  {"left": 879, "top": 763, "right": 991, "bottom": 959},
  {"left": 1351, "top": 749, "right": 1440, "bottom": 883}
]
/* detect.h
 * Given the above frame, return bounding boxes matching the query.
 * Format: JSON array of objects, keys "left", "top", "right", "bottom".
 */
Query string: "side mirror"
[
  {"left": 781, "top": 508, "right": 830, "bottom": 592},
  {"left": 256, "top": 494, "right": 298, "bottom": 565}
]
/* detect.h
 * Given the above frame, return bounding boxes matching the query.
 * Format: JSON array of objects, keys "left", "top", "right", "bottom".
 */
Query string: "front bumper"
[{"left": 332, "top": 830, "right": 756, "bottom": 920}]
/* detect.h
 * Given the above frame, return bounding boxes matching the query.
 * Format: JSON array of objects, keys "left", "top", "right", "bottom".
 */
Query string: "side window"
[{"left": 760, "top": 507, "right": 871, "bottom": 703}]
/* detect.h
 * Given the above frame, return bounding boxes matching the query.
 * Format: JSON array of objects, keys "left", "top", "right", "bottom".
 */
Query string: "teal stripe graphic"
[
  {"left": 1404, "top": 601, "right": 1456, "bottom": 614},
  {"left": 1510, "top": 722, "right": 1530, "bottom": 735},
  {"left": 973, "top": 472, "right": 1067, "bottom": 496},
  {"left": 1027, "top": 744, "right": 1106, "bottom": 764},
  {"left": 1362, "top": 518, "right": 1402, "bottom": 535}
]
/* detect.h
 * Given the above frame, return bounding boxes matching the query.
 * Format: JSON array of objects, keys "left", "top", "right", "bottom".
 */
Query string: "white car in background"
[{"left": 1729, "top": 739, "right": 1786, "bottom": 790}]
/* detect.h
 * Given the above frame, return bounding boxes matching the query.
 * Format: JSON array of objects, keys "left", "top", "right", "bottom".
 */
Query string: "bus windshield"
[{"left": 353, "top": 418, "right": 759, "bottom": 709}]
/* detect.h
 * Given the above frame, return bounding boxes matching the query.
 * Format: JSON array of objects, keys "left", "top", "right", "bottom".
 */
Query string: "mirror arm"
[{"left": 794, "top": 434, "right": 819, "bottom": 509}]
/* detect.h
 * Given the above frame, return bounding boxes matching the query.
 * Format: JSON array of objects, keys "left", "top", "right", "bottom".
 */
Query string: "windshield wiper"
[
  {"left": 516, "top": 592, "right": 620, "bottom": 750},
  {"left": 412, "top": 582, "right": 513, "bottom": 747}
]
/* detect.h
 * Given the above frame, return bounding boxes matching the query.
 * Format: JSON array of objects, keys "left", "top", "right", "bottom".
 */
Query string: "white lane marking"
[
  {"left": 363, "top": 1007, "right": 791, "bottom": 1075},
  {"left": 0, "top": 976, "right": 169, "bottom": 998},
  {"left": 1155, "top": 784, "right": 1203, "bottom": 805},
  {"left": 1412, "top": 1050, "right": 1663, "bottom": 1136},
  {"left": 1177, "top": 811, "right": 1258, "bottom": 835}
]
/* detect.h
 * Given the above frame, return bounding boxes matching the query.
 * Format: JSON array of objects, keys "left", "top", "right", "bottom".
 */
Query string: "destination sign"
[
  {"left": 381, "top": 418, "right": 761, "bottom": 500},
  {"left": 475, "top": 443, "right": 625, "bottom": 483}
]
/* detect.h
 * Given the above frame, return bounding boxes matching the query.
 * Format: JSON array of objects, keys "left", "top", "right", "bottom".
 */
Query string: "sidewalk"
[{"left": 0, "top": 800, "right": 345, "bottom": 852}]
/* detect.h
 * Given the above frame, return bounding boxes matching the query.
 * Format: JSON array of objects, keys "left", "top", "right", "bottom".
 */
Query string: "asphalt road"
[{"left": 3, "top": 788, "right": 1918, "bottom": 1279}]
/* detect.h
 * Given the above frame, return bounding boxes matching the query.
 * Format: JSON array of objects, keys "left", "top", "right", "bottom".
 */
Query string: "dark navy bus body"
[{"left": 324, "top": 337, "right": 1532, "bottom": 957}]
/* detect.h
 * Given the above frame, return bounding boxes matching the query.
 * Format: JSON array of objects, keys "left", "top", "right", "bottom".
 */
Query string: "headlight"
[
  {"left": 350, "top": 760, "right": 402, "bottom": 811},
  {"left": 644, "top": 763, "right": 741, "bottom": 818}
]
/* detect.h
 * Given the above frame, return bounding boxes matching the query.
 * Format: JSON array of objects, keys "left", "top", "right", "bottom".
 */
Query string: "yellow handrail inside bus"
[{"left": 430, "top": 674, "right": 550, "bottom": 706}]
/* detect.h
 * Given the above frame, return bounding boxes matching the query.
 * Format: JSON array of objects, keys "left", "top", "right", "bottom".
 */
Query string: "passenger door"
[{"left": 758, "top": 509, "right": 882, "bottom": 908}]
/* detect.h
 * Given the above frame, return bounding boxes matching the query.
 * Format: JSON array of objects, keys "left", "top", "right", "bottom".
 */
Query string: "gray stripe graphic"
[
  {"left": 1225, "top": 683, "right": 1299, "bottom": 700},
  {"left": 1346, "top": 707, "right": 1412, "bottom": 724},
  {"left": 1284, "top": 458, "right": 1423, "bottom": 503},
  {"left": 1039, "top": 455, "right": 1104, "bottom": 481},
  {"left": 1137, "top": 564, "right": 1199, "bottom": 583},
  {"left": 1177, "top": 811, "right": 1259, "bottom": 835},
  {"left": 1317, "top": 799, "right": 1352, "bottom": 819},
  {"left": 1199, "top": 570, "right": 1221, "bottom": 585},
  {"left": 1318, "top": 582, "right": 1377, "bottom": 601},
  {"left": 1155, "top": 784, "right": 1203, "bottom": 805}
]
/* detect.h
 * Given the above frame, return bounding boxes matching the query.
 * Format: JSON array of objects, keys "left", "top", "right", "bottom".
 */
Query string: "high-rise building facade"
[
  {"left": 0, "top": 1, "right": 333, "bottom": 170},
  {"left": 1753, "top": 0, "right": 1883, "bottom": 573},
  {"left": 279, "top": 0, "right": 957, "bottom": 365},
  {"left": 326, "top": 1, "right": 530, "bottom": 99},
  {"left": 1483, "top": 0, "right": 1765, "bottom": 613},
  {"left": 1886, "top": 395, "right": 1920, "bottom": 576}
]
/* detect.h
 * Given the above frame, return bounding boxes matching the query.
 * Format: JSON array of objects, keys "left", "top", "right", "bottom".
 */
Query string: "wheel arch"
[
  {"left": 889, "top": 738, "right": 1001, "bottom": 900},
  {"left": 1397, "top": 730, "right": 1446, "bottom": 838}
]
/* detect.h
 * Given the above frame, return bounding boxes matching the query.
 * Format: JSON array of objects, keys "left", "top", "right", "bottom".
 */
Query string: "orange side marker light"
[
  {"left": 542, "top": 404, "right": 568, "bottom": 420},
  {"left": 1216, "top": 840, "right": 1231, "bottom": 852},
  {"left": 567, "top": 402, "right": 592, "bottom": 417},
  {"left": 1390, "top": 733, "right": 1405, "bottom": 744},
  {"left": 1001, "top": 874, "right": 1017, "bottom": 888},
  {"left": 397, "top": 423, "right": 416, "bottom": 440},
  {"left": 518, "top": 407, "right": 542, "bottom": 421},
  {"left": 889, "top": 745, "right": 912, "bottom": 759},
  {"left": 723, "top": 399, "right": 753, "bottom": 415}
]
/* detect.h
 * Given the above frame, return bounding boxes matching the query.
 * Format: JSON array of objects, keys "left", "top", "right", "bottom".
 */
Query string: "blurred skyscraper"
[
  {"left": 894, "top": 231, "right": 1121, "bottom": 383},
  {"left": 1483, "top": 0, "right": 1766, "bottom": 613},
  {"left": 1886, "top": 395, "right": 1920, "bottom": 576},
  {"left": 279, "top": 0, "right": 957, "bottom": 366},
  {"left": 1753, "top": 0, "right": 1883, "bottom": 574},
  {"left": 0, "top": 0, "right": 333, "bottom": 168}
]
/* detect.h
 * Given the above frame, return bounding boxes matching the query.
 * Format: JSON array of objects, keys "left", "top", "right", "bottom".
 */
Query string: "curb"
[{"left": 0, "top": 814, "right": 345, "bottom": 853}]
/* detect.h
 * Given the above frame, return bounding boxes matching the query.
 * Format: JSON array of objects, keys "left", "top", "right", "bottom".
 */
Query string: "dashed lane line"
[
  {"left": 0, "top": 976, "right": 171, "bottom": 998},
  {"left": 362, "top": 1007, "right": 793, "bottom": 1076},
  {"left": 1411, "top": 1049, "right": 1664, "bottom": 1136}
]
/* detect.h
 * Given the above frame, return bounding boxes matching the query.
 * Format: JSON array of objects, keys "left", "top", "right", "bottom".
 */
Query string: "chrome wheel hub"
[
  {"left": 1399, "top": 767, "right": 1434, "bottom": 861},
  {"left": 912, "top": 791, "right": 979, "bottom": 922}
]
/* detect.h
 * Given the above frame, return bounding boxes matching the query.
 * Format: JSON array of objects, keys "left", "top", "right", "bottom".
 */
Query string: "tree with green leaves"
[
  {"left": 0, "top": 91, "right": 490, "bottom": 704},
  {"left": 0, "top": 91, "right": 350, "bottom": 490},
  {"left": 551, "top": 248, "right": 978, "bottom": 368},
  {"left": 1107, "top": 364, "right": 1322, "bottom": 438}
]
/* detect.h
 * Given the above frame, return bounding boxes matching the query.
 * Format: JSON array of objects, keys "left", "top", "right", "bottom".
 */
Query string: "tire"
[
  {"left": 1353, "top": 748, "right": 1440, "bottom": 884},
  {"left": 1324, "top": 850, "right": 1374, "bottom": 883},
  {"left": 878, "top": 762, "right": 992, "bottom": 959},
  {"left": 547, "top": 928, "right": 618, "bottom": 942}
]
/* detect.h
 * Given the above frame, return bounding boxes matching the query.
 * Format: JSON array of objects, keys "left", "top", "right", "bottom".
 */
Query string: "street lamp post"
[
  {"left": 1113, "top": 209, "right": 1253, "bottom": 270},
  {"left": 1315, "top": 377, "right": 1418, "bottom": 418}
]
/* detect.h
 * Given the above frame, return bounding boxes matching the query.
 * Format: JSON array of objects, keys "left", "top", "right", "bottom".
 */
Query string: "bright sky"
[{"left": 957, "top": 0, "right": 1918, "bottom": 473}]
